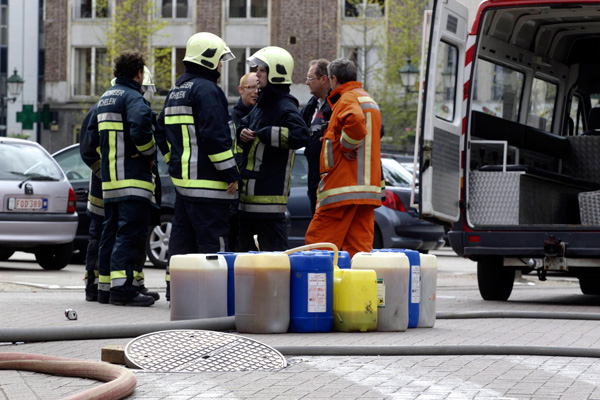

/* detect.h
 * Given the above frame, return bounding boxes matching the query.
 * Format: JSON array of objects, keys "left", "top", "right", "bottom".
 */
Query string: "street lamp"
[
  {"left": 1, "top": 68, "right": 25, "bottom": 136},
  {"left": 399, "top": 59, "right": 419, "bottom": 93}
]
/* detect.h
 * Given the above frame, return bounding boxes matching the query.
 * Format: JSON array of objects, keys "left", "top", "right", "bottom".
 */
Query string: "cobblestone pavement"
[{"left": 2, "top": 251, "right": 600, "bottom": 399}]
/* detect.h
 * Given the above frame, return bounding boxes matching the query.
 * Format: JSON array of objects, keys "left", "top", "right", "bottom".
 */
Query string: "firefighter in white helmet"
[
  {"left": 237, "top": 46, "right": 309, "bottom": 251},
  {"left": 155, "top": 32, "right": 239, "bottom": 301}
]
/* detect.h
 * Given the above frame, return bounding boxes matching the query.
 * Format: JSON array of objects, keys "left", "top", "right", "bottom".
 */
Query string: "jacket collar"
[
  {"left": 114, "top": 77, "right": 142, "bottom": 92},
  {"left": 327, "top": 81, "right": 362, "bottom": 108},
  {"left": 175, "top": 61, "right": 221, "bottom": 85}
]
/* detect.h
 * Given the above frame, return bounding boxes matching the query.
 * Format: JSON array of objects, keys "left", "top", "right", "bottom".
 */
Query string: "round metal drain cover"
[{"left": 125, "top": 330, "right": 287, "bottom": 372}]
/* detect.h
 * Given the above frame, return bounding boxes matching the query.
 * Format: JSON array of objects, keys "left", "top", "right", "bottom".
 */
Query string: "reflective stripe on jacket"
[
  {"left": 317, "top": 81, "right": 382, "bottom": 211},
  {"left": 156, "top": 67, "right": 239, "bottom": 203},
  {"left": 81, "top": 78, "right": 156, "bottom": 205}
]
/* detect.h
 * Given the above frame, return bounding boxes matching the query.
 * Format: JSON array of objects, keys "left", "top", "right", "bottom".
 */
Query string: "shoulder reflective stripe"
[
  {"left": 360, "top": 102, "right": 380, "bottom": 112},
  {"left": 271, "top": 126, "right": 280, "bottom": 147},
  {"left": 175, "top": 186, "right": 238, "bottom": 200},
  {"left": 103, "top": 178, "right": 155, "bottom": 191},
  {"left": 239, "top": 203, "right": 287, "bottom": 213},
  {"left": 171, "top": 177, "right": 229, "bottom": 189},
  {"left": 241, "top": 194, "right": 288, "bottom": 204},
  {"left": 98, "top": 112, "right": 123, "bottom": 122},
  {"left": 165, "top": 115, "right": 194, "bottom": 125},
  {"left": 357, "top": 96, "right": 375, "bottom": 104},
  {"left": 99, "top": 121, "right": 124, "bottom": 131},
  {"left": 164, "top": 106, "right": 192, "bottom": 116},
  {"left": 208, "top": 149, "right": 235, "bottom": 163}
]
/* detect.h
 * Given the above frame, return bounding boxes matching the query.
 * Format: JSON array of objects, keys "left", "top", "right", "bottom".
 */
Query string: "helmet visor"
[
  {"left": 246, "top": 55, "right": 267, "bottom": 68},
  {"left": 221, "top": 45, "right": 235, "bottom": 63}
]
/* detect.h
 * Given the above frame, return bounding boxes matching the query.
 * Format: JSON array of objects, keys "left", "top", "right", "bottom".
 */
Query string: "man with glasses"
[{"left": 302, "top": 59, "right": 331, "bottom": 215}]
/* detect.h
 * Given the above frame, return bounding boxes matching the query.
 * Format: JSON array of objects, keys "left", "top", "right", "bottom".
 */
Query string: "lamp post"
[
  {"left": 1, "top": 68, "right": 25, "bottom": 137},
  {"left": 399, "top": 58, "right": 419, "bottom": 93}
]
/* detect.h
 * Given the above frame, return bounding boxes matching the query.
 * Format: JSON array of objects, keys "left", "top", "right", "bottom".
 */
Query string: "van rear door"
[{"left": 418, "top": 0, "right": 469, "bottom": 225}]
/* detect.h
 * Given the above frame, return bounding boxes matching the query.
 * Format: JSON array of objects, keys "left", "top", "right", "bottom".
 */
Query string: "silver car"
[{"left": 0, "top": 138, "right": 78, "bottom": 269}]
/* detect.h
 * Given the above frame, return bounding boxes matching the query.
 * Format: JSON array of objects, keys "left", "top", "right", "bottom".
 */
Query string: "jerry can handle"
[{"left": 284, "top": 243, "right": 339, "bottom": 269}]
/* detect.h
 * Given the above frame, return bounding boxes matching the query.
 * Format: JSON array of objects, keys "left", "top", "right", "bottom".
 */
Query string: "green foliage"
[
  {"left": 377, "top": 0, "right": 428, "bottom": 153},
  {"left": 9, "top": 132, "right": 30, "bottom": 140}
]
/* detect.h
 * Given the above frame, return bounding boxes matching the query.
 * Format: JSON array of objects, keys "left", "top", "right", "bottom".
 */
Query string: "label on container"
[
  {"left": 377, "top": 278, "right": 385, "bottom": 308},
  {"left": 307, "top": 273, "right": 327, "bottom": 313},
  {"left": 411, "top": 265, "right": 421, "bottom": 304}
]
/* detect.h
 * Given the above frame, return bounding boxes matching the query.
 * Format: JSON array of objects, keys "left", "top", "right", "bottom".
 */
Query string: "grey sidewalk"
[{"left": 2, "top": 257, "right": 600, "bottom": 399}]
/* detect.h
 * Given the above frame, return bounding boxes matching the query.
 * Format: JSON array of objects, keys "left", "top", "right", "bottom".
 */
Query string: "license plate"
[{"left": 8, "top": 197, "right": 48, "bottom": 211}]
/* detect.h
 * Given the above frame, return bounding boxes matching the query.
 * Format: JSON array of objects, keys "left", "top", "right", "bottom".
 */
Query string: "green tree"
[
  {"left": 378, "top": 0, "right": 428, "bottom": 153},
  {"left": 99, "top": 0, "right": 168, "bottom": 95}
]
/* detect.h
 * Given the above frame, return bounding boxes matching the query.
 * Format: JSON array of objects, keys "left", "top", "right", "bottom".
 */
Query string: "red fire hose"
[{"left": 0, "top": 352, "right": 136, "bottom": 400}]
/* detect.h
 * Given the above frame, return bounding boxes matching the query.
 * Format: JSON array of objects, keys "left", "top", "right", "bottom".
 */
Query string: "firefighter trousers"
[
  {"left": 98, "top": 200, "right": 150, "bottom": 301},
  {"left": 84, "top": 212, "right": 103, "bottom": 299},
  {"left": 305, "top": 204, "right": 375, "bottom": 258}
]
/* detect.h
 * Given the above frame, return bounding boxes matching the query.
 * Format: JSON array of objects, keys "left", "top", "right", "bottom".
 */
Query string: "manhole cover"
[{"left": 124, "top": 330, "right": 287, "bottom": 372}]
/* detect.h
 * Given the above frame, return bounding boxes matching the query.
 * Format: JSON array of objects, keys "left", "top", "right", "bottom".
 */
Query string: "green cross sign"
[
  {"left": 40, "top": 104, "right": 52, "bottom": 130},
  {"left": 16, "top": 105, "right": 38, "bottom": 130}
]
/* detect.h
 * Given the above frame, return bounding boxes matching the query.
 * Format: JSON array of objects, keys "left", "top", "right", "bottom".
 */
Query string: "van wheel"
[
  {"left": 477, "top": 256, "right": 514, "bottom": 301},
  {"left": 577, "top": 273, "right": 600, "bottom": 295}
]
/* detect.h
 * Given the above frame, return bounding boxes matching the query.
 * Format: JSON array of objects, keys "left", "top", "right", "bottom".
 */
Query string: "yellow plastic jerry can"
[{"left": 332, "top": 267, "right": 378, "bottom": 332}]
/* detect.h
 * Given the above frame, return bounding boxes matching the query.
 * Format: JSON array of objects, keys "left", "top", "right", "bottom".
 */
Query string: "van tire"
[
  {"left": 477, "top": 256, "right": 514, "bottom": 301},
  {"left": 577, "top": 273, "right": 600, "bottom": 295}
]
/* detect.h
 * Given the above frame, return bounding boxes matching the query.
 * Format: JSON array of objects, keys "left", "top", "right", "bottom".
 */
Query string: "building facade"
[{"left": 6, "top": 0, "right": 433, "bottom": 152}]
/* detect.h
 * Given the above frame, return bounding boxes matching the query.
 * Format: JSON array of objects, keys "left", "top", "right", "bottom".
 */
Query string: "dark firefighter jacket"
[
  {"left": 81, "top": 77, "right": 156, "bottom": 206},
  {"left": 155, "top": 63, "right": 239, "bottom": 203},
  {"left": 237, "top": 83, "right": 310, "bottom": 218}
]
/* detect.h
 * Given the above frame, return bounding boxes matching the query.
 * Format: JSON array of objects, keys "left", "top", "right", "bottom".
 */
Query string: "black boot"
[{"left": 139, "top": 286, "right": 160, "bottom": 301}]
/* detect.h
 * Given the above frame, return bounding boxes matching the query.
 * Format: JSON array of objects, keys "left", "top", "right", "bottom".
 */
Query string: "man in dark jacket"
[
  {"left": 81, "top": 51, "right": 157, "bottom": 307},
  {"left": 301, "top": 59, "right": 331, "bottom": 215},
  {"left": 237, "top": 46, "right": 310, "bottom": 251},
  {"left": 155, "top": 32, "right": 239, "bottom": 301}
]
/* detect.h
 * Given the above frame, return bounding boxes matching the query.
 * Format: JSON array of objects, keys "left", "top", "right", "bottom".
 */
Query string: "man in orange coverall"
[{"left": 304, "top": 58, "right": 382, "bottom": 258}]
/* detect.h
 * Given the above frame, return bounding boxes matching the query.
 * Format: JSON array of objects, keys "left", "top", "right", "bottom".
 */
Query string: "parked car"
[
  {"left": 287, "top": 149, "right": 445, "bottom": 251},
  {"left": 0, "top": 138, "right": 78, "bottom": 270},
  {"left": 52, "top": 144, "right": 175, "bottom": 268}
]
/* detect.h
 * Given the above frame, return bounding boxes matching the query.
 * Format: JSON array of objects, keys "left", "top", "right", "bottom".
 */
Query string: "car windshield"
[
  {"left": 382, "top": 158, "right": 413, "bottom": 188},
  {"left": 53, "top": 145, "right": 91, "bottom": 184},
  {"left": 0, "top": 141, "right": 63, "bottom": 181}
]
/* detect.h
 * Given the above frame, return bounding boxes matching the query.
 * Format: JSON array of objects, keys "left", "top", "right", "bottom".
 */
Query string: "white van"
[{"left": 417, "top": 0, "right": 600, "bottom": 300}]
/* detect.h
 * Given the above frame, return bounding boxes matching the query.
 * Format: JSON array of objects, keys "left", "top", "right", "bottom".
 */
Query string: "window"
[
  {"left": 226, "top": 47, "right": 260, "bottom": 97},
  {"left": 158, "top": 0, "right": 189, "bottom": 19},
  {"left": 472, "top": 59, "right": 524, "bottom": 122},
  {"left": 73, "top": 0, "right": 108, "bottom": 19},
  {"left": 527, "top": 77, "right": 556, "bottom": 131},
  {"left": 154, "top": 47, "right": 186, "bottom": 96},
  {"left": 433, "top": 41, "right": 457, "bottom": 122},
  {"left": 567, "top": 95, "right": 583, "bottom": 136},
  {"left": 229, "top": 0, "right": 267, "bottom": 19},
  {"left": 73, "top": 48, "right": 109, "bottom": 97},
  {"left": 0, "top": 2, "right": 6, "bottom": 46},
  {"left": 344, "top": 0, "right": 384, "bottom": 19}
]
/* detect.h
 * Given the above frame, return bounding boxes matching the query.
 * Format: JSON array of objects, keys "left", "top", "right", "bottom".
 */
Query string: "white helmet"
[
  {"left": 142, "top": 65, "right": 155, "bottom": 94},
  {"left": 247, "top": 47, "right": 294, "bottom": 85},
  {"left": 183, "top": 32, "right": 235, "bottom": 70}
]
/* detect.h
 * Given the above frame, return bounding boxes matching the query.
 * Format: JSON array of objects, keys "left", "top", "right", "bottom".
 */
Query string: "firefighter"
[
  {"left": 304, "top": 58, "right": 383, "bottom": 258},
  {"left": 82, "top": 51, "right": 157, "bottom": 307},
  {"left": 155, "top": 32, "right": 239, "bottom": 301},
  {"left": 81, "top": 67, "right": 161, "bottom": 304},
  {"left": 237, "top": 46, "right": 310, "bottom": 251}
]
